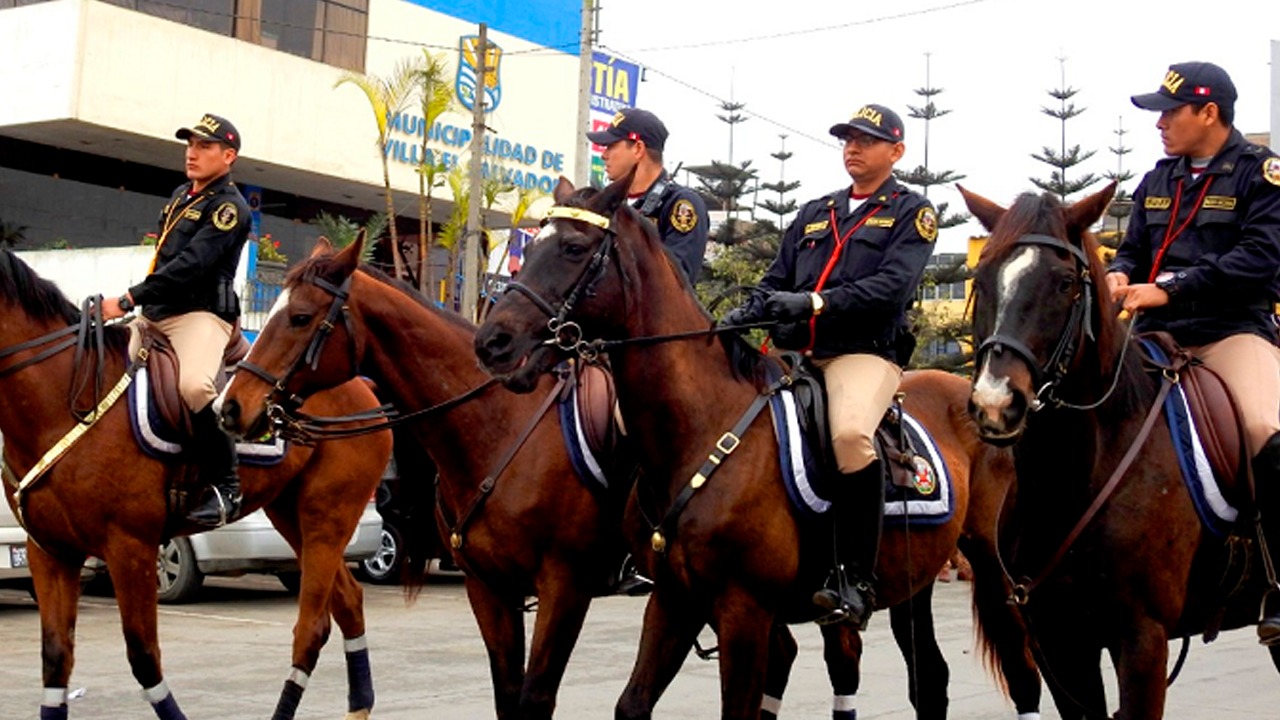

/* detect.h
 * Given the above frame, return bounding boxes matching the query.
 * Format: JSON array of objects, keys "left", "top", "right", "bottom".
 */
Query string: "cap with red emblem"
[
  {"left": 175, "top": 113, "right": 241, "bottom": 151},
  {"left": 1131, "top": 61, "right": 1237, "bottom": 112}
]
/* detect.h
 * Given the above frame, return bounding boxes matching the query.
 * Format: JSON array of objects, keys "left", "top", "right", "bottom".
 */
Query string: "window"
[{"left": 235, "top": 0, "right": 367, "bottom": 71}]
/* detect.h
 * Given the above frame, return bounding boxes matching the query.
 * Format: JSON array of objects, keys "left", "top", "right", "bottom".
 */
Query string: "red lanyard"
[
  {"left": 1147, "top": 177, "right": 1212, "bottom": 283},
  {"left": 802, "top": 201, "right": 889, "bottom": 353}
]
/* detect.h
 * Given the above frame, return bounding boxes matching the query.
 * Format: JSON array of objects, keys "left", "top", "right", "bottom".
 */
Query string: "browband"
[{"left": 544, "top": 206, "right": 612, "bottom": 229}]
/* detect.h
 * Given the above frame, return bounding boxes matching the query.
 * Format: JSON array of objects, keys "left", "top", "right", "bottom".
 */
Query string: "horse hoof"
[{"left": 345, "top": 710, "right": 371, "bottom": 720}]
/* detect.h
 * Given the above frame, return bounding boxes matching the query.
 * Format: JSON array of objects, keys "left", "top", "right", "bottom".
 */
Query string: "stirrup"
[{"left": 187, "top": 485, "right": 240, "bottom": 529}]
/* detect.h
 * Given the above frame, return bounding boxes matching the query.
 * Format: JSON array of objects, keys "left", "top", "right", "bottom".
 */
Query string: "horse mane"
[
  {"left": 0, "top": 249, "right": 131, "bottom": 355},
  {"left": 982, "top": 192, "right": 1141, "bottom": 412},
  {"left": 289, "top": 251, "right": 477, "bottom": 333}
]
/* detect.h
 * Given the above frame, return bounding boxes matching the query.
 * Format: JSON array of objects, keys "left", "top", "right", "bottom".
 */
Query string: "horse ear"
[
  {"left": 332, "top": 229, "right": 363, "bottom": 277},
  {"left": 1064, "top": 182, "right": 1118, "bottom": 236},
  {"left": 591, "top": 171, "right": 632, "bottom": 216},
  {"left": 310, "top": 236, "right": 334, "bottom": 257},
  {"left": 957, "top": 184, "right": 1006, "bottom": 232},
  {"left": 552, "top": 176, "right": 576, "bottom": 204}
]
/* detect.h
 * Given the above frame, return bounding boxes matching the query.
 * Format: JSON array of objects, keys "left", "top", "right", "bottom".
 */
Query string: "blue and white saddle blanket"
[
  {"left": 1140, "top": 339, "right": 1238, "bottom": 537},
  {"left": 557, "top": 378, "right": 611, "bottom": 493},
  {"left": 127, "top": 366, "right": 287, "bottom": 466},
  {"left": 768, "top": 389, "right": 954, "bottom": 526}
]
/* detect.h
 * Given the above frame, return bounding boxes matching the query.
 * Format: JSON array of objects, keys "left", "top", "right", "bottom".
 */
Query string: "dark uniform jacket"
[
  {"left": 631, "top": 171, "right": 709, "bottom": 284},
  {"left": 129, "top": 173, "right": 252, "bottom": 323},
  {"left": 1110, "top": 129, "right": 1280, "bottom": 347},
  {"left": 751, "top": 177, "right": 937, "bottom": 362}
]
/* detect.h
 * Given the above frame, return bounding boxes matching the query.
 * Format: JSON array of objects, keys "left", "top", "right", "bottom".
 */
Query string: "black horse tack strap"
[{"left": 649, "top": 374, "right": 791, "bottom": 554}]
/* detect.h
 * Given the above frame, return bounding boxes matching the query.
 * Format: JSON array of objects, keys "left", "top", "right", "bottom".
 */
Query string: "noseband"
[
  {"left": 976, "top": 233, "right": 1095, "bottom": 409},
  {"left": 502, "top": 205, "right": 617, "bottom": 357},
  {"left": 236, "top": 274, "right": 356, "bottom": 410}
]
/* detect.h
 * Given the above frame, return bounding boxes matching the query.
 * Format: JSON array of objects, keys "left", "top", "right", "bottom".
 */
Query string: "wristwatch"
[
  {"left": 1154, "top": 272, "right": 1183, "bottom": 298},
  {"left": 810, "top": 292, "right": 826, "bottom": 316},
  {"left": 118, "top": 293, "right": 135, "bottom": 312}
]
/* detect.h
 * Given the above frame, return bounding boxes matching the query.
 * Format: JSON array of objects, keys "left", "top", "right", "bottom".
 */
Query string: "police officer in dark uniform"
[
  {"left": 586, "top": 108, "right": 709, "bottom": 284},
  {"left": 723, "top": 104, "right": 938, "bottom": 628},
  {"left": 1107, "top": 62, "right": 1280, "bottom": 644},
  {"left": 102, "top": 113, "right": 252, "bottom": 528}
]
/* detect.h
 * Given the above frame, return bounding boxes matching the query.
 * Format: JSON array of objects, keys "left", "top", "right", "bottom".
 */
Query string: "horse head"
[
  {"left": 221, "top": 234, "right": 363, "bottom": 439},
  {"left": 475, "top": 173, "right": 647, "bottom": 393},
  {"left": 962, "top": 182, "right": 1116, "bottom": 443}
]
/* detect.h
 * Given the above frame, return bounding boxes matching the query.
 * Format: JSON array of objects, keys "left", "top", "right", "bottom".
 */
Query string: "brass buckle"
[{"left": 716, "top": 432, "right": 740, "bottom": 455}]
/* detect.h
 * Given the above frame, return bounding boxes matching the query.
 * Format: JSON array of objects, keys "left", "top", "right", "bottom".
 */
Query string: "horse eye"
[
  {"left": 289, "top": 313, "right": 313, "bottom": 328},
  {"left": 1057, "top": 276, "right": 1075, "bottom": 293},
  {"left": 563, "top": 242, "right": 589, "bottom": 259}
]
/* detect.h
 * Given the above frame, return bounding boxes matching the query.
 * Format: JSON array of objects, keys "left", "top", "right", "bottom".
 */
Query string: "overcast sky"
[{"left": 593, "top": 0, "right": 1277, "bottom": 252}]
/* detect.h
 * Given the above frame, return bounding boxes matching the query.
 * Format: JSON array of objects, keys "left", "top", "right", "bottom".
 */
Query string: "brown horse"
[
  {"left": 220, "top": 239, "right": 893, "bottom": 719},
  {"left": 472, "top": 178, "right": 1041, "bottom": 719},
  {"left": 0, "top": 249, "right": 391, "bottom": 720},
  {"left": 963, "top": 184, "right": 1280, "bottom": 719}
]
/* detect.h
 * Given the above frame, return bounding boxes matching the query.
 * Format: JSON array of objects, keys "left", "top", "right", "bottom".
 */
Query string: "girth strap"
[
  {"left": 650, "top": 375, "right": 789, "bottom": 554},
  {"left": 443, "top": 369, "right": 569, "bottom": 550}
]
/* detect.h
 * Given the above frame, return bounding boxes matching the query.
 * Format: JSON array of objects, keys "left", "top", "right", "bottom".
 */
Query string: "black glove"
[
  {"left": 764, "top": 291, "right": 815, "bottom": 322},
  {"left": 719, "top": 304, "right": 761, "bottom": 330}
]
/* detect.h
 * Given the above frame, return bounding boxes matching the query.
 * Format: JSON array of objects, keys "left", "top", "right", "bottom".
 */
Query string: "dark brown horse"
[
  {"left": 963, "top": 184, "right": 1280, "bottom": 719},
  {"left": 220, "top": 239, "right": 901, "bottom": 719},
  {"left": 0, "top": 249, "right": 391, "bottom": 720},
  {"left": 472, "top": 178, "right": 1041, "bottom": 719}
]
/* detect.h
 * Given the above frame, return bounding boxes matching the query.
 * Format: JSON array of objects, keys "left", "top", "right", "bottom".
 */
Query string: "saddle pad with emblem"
[
  {"left": 126, "top": 366, "right": 287, "bottom": 466},
  {"left": 1140, "top": 339, "right": 1239, "bottom": 537},
  {"left": 768, "top": 388, "right": 953, "bottom": 525}
]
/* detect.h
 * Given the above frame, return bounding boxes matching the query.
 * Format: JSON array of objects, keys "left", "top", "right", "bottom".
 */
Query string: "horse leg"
[
  {"left": 105, "top": 536, "right": 189, "bottom": 720},
  {"left": 29, "top": 544, "right": 85, "bottom": 720},
  {"left": 463, "top": 576, "right": 527, "bottom": 720},
  {"left": 890, "top": 583, "right": 949, "bottom": 720},
  {"left": 819, "top": 622, "right": 862, "bottom": 720},
  {"left": 1032, "top": 624, "right": 1107, "bottom": 720},
  {"left": 616, "top": 587, "right": 705, "bottom": 720},
  {"left": 519, "top": 567, "right": 594, "bottom": 720},
  {"left": 959, "top": 536, "right": 1042, "bottom": 717},
  {"left": 1112, "top": 619, "right": 1168, "bottom": 720},
  {"left": 713, "top": 586, "right": 776, "bottom": 720},
  {"left": 329, "top": 566, "right": 374, "bottom": 720},
  {"left": 760, "top": 622, "right": 798, "bottom": 720}
]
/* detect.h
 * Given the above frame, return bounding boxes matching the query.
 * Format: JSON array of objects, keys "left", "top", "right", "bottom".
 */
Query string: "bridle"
[
  {"left": 974, "top": 233, "right": 1100, "bottom": 411},
  {"left": 502, "top": 205, "right": 618, "bottom": 359},
  {"left": 236, "top": 274, "right": 357, "bottom": 412}
]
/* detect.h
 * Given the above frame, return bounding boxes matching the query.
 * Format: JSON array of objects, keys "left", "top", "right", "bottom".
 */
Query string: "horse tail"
[
  {"left": 960, "top": 534, "right": 1013, "bottom": 695},
  {"left": 389, "top": 427, "right": 438, "bottom": 603}
]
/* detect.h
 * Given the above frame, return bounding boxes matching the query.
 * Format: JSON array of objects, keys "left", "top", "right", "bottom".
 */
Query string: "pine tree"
[
  {"left": 756, "top": 134, "right": 800, "bottom": 228},
  {"left": 1100, "top": 116, "right": 1135, "bottom": 250},
  {"left": 893, "top": 53, "right": 968, "bottom": 231},
  {"left": 1030, "top": 56, "right": 1100, "bottom": 200}
]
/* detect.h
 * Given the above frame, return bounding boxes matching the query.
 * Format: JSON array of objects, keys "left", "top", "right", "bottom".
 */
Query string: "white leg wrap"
[
  {"left": 1017, "top": 714, "right": 1042, "bottom": 720},
  {"left": 141, "top": 680, "right": 171, "bottom": 704},
  {"left": 287, "top": 667, "right": 311, "bottom": 688},
  {"left": 42, "top": 687, "right": 67, "bottom": 706},
  {"left": 761, "top": 694, "right": 782, "bottom": 714},
  {"left": 344, "top": 635, "right": 368, "bottom": 653},
  {"left": 834, "top": 694, "right": 857, "bottom": 712}
]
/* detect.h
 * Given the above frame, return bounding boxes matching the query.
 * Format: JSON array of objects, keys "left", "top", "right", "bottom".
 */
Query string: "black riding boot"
[
  {"left": 611, "top": 553, "right": 654, "bottom": 597},
  {"left": 1253, "top": 433, "right": 1280, "bottom": 645},
  {"left": 186, "top": 405, "right": 242, "bottom": 529},
  {"left": 813, "top": 460, "right": 885, "bottom": 628}
]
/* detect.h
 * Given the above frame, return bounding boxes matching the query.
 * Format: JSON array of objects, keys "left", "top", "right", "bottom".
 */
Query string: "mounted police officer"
[
  {"left": 586, "top": 108, "right": 710, "bottom": 284},
  {"left": 1107, "top": 61, "right": 1280, "bottom": 645},
  {"left": 722, "top": 104, "right": 938, "bottom": 627},
  {"left": 102, "top": 113, "right": 251, "bottom": 529}
]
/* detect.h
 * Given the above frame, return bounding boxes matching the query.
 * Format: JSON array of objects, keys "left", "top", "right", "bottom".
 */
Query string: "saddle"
[
  {"left": 1140, "top": 331, "right": 1247, "bottom": 504},
  {"left": 134, "top": 321, "right": 250, "bottom": 439},
  {"left": 570, "top": 361, "right": 626, "bottom": 462}
]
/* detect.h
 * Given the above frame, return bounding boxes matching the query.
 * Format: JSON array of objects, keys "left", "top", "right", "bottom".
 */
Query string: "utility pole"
[
  {"left": 573, "top": 0, "right": 596, "bottom": 187},
  {"left": 462, "top": 23, "right": 488, "bottom": 322}
]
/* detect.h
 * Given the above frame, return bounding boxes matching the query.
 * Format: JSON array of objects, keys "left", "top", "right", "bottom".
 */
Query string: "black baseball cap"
[
  {"left": 175, "top": 113, "right": 241, "bottom": 151},
  {"left": 586, "top": 108, "right": 669, "bottom": 151},
  {"left": 829, "top": 104, "right": 905, "bottom": 142},
  {"left": 1131, "top": 62, "right": 1237, "bottom": 111}
]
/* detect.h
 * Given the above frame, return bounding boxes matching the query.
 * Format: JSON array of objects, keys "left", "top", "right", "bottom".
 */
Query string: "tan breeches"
[
  {"left": 814, "top": 353, "right": 903, "bottom": 474},
  {"left": 1191, "top": 332, "right": 1280, "bottom": 456},
  {"left": 129, "top": 312, "right": 233, "bottom": 413}
]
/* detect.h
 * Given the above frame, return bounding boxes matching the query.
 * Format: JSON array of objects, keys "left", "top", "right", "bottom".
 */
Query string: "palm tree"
[
  {"left": 336, "top": 57, "right": 418, "bottom": 281},
  {"left": 0, "top": 219, "right": 27, "bottom": 249},
  {"left": 412, "top": 50, "right": 456, "bottom": 296}
]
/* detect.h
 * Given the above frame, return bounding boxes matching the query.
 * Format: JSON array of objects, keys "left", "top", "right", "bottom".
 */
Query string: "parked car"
[{"left": 0, "top": 491, "right": 34, "bottom": 597}]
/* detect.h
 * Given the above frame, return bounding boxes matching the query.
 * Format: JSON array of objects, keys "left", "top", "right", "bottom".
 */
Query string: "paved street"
[{"left": 0, "top": 574, "right": 1276, "bottom": 718}]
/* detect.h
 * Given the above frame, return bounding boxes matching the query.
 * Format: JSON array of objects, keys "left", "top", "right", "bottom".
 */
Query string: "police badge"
[
  {"left": 211, "top": 202, "right": 238, "bottom": 231},
  {"left": 670, "top": 199, "right": 698, "bottom": 233},
  {"left": 1264, "top": 157, "right": 1280, "bottom": 187},
  {"left": 915, "top": 206, "right": 938, "bottom": 242}
]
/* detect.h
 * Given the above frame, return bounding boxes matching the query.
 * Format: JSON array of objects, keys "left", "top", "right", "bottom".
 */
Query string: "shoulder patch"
[
  {"left": 803, "top": 220, "right": 830, "bottom": 235},
  {"left": 914, "top": 206, "right": 938, "bottom": 242},
  {"left": 669, "top": 198, "right": 698, "bottom": 233},
  {"left": 1264, "top": 157, "right": 1280, "bottom": 187},
  {"left": 211, "top": 202, "right": 239, "bottom": 231},
  {"left": 1144, "top": 196, "right": 1172, "bottom": 210}
]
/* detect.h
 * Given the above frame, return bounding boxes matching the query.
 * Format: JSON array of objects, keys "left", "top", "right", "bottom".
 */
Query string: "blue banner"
[
  {"left": 400, "top": 0, "right": 580, "bottom": 55},
  {"left": 590, "top": 51, "right": 639, "bottom": 114}
]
